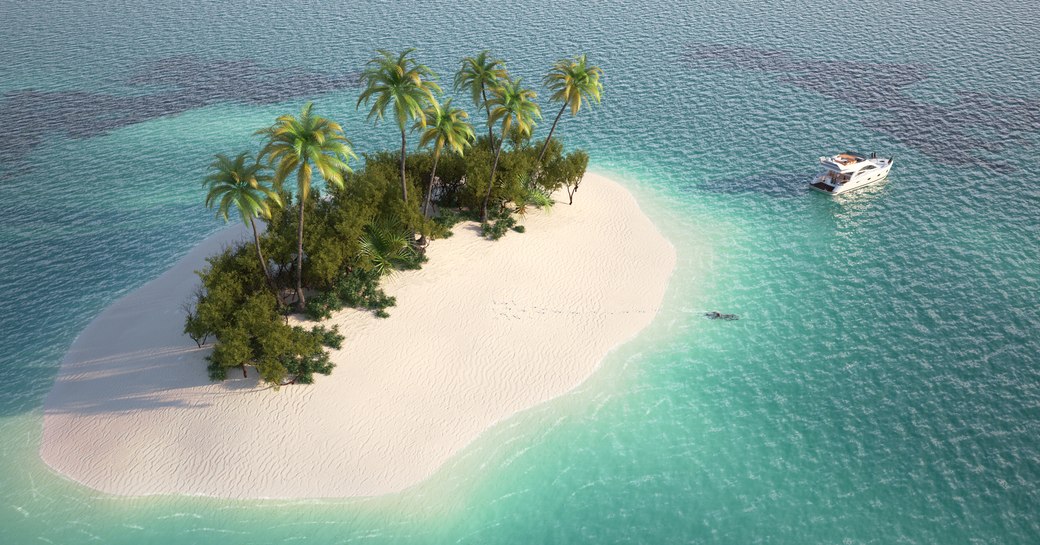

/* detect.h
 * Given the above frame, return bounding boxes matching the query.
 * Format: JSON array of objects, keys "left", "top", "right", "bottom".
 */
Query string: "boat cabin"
[{"left": 821, "top": 151, "right": 871, "bottom": 173}]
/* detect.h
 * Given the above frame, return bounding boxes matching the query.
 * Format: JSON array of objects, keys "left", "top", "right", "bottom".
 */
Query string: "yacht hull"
[{"left": 810, "top": 161, "right": 893, "bottom": 195}]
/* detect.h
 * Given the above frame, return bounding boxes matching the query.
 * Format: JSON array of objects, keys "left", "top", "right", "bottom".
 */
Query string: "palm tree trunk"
[
  {"left": 423, "top": 149, "right": 441, "bottom": 217},
  {"left": 481, "top": 138, "right": 506, "bottom": 222},
  {"left": 481, "top": 86, "right": 495, "bottom": 146},
  {"left": 538, "top": 102, "right": 568, "bottom": 163},
  {"left": 249, "top": 216, "right": 279, "bottom": 302},
  {"left": 399, "top": 130, "right": 409, "bottom": 202},
  {"left": 295, "top": 191, "right": 306, "bottom": 311}
]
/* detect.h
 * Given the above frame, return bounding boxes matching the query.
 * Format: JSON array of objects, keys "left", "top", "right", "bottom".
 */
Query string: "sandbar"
[{"left": 40, "top": 172, "right": 676, "bottom": 498}]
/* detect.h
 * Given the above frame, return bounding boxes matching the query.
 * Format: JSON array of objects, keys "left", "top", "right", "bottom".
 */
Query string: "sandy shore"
[{"left": 40, "top": 172, "right": 676, "bottom": 498}]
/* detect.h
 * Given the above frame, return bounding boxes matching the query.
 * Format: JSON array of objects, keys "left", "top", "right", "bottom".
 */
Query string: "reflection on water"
[{"left": 829, "top": 178, "right": 893, "bottom": 231}]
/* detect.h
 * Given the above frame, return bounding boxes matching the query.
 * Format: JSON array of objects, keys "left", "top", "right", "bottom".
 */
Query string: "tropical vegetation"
[
  {"left": 185, "top": 49, "right": 600, "bottom": 388},
  {"left": 455, "top": 51, "right": 508, "bottom": 148},
  {"left": 538, "top": 54, "right": 603, "bottom": 163},
  {"left": 481, "top": 77, "right": 541, "bottom": 222},
  {"left": 202, "top": 152, "right": 281, "bottom": 297},
  {"left": 357, "top": 48, "right": 440, "bottom": 205},
  {"left": 256, "top": 102, "right": 356, "bottom": 310},
  {"left": 415, "top": 98, "right": 474, "bottom": 217}
]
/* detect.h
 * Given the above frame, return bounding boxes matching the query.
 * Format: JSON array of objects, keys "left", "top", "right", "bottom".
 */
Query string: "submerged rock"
[{"left": 704, "top": 311, "right": 739, "bottom": 321}]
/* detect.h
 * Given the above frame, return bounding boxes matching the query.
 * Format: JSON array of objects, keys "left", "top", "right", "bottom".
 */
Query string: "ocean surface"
[{"left": 2, "top": 0, "right": 1039, "bottom": 542}]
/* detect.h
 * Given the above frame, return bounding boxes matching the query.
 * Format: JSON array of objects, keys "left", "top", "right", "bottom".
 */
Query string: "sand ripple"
[{"left": 39, "top": 173, "right": 675, "bottom": 498}]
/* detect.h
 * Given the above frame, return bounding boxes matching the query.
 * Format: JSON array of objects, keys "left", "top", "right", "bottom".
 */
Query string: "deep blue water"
[{"left": 1, "top": 0, "right": 1039, "bottom": 543}]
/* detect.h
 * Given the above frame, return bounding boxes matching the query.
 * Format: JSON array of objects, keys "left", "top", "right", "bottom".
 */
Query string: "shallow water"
[{"left": 1, "top": 0, "right": 1039, "bottom": 543}]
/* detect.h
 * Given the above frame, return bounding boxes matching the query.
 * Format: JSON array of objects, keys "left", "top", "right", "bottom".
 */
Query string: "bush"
[
  {"left": 304, "top": 291, "right": 340, "bottom": 321},
  {"left": 312, "top": 325, "right": 344, "bottom": 350},
  {"left": 186, "top": 128, "right": 590, "bottom": 388},
  {"left": 482, "top": 215, "right": 517, "bottom": 240},
  {"left": 427, "top": 152, "right": 466, "bottom": 208},
  {"left": 430, "top": 209, "right": 467, "bottom": 239},
  {"left": 359, "top": 215, "right": 421, "bottom": 276},
  {"left": 268, "top": 324, "right": 340, "bottom": 385},
  {"left": 190, "top": 250, "right": 339, "bottom": 387},
  {"left": 301, "top": 266, "right": 399, "bottom": 321},
  {"left": 335, "top": 267, "right": 397, "bottom": 315}
]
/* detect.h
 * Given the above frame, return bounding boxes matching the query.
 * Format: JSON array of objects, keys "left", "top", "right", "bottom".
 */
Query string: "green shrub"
[
  {"left": 482, "top": 215, "right": 517, "bottom": 240},
  {"left": 359, "top": 215, "right": 419, "bottom": 276},
  {"left": 431, "top": 209, "right": 466, "bottom": 238},
  {"left": 190, "top": 250, "right": 340, "bottom": 387},
  {"left": 269, "top": 325, "right": 338, "bottom": 385},
  {"left": 334, "top": 268, "right": 397, "bottom": 315},
  {"left": 304, "top": 291, "right": 340, "bottom": 321},
  {"left": 312, "top": 325, "right": 344, "bottom": 350},
  {"left": 187, "top": 128, "right": 589, "bottom": 387}
]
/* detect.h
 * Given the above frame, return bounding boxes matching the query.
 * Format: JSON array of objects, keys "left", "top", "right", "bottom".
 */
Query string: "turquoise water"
[{"left": 2, "top": 0, "right": 1039, "bottom": 542}]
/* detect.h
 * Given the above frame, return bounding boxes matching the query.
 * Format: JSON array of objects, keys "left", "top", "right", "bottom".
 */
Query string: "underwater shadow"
[
  {"left": 684, "top": 44, "right": 1040, "bottom": 172},
  {"left": 0, "top": 55, "right": 362, "bottom": 171}
]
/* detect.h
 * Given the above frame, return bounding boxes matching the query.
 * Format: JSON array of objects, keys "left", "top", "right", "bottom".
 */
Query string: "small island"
[{"left": 40, "top": 50, "right": 676, "bottom": 498}]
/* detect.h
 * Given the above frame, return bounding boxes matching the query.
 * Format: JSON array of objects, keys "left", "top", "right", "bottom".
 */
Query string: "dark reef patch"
[
  {"left": 0, "top": 56, "right": 361, "bottom": 169},
  {"left": 685, "top": 44, "right": 1040, "bottom": 171}
]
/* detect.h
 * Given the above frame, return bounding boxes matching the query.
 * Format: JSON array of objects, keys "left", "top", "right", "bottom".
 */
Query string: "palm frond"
[
  {"left": 256, "top": 102, "right": 355, "bottom": 204},
  {"left": 455, "top": 50, "right": 508, "bottom": 108},
  {"left": 357, "top": 48, "right": 439, "bottom": 132},
  {"left": 358, "top": 215, "right": 417, "bottom": 277},
  {"left": 487, "top": 77, "right": 541, "bottom": 141},
  {"left": 414, "top": 98, "right": 475, "bottom": 156},
  {"left": 201, "top": 151, "right": 281, "bottom": 226},
  {"left": 543, "top": 54, "right": 603, "bottom": 116}
]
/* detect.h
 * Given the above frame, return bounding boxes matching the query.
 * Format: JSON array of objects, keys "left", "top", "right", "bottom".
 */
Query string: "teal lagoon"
[{"left": 1, "top": 0, "right": 1038, "bottom": 543}]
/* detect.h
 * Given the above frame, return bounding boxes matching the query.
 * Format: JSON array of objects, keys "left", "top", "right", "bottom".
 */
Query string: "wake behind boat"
[{"left": 810, "top": 151, "right": 893, "bottom": 195}]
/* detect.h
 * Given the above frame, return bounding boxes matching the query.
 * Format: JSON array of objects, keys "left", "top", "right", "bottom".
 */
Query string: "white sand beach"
[{"left": 39, "top": 173, "right": 676, "bottom": 499}]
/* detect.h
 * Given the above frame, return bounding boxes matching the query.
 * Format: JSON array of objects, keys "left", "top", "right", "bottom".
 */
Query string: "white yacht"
[{"left": 810, "top": 151, "right": 893, "bottom": 195}]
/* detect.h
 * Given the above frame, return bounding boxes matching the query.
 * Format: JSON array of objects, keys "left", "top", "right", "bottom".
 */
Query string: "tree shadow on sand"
[{"left": 43, "top": 342, "right": 277, "bottom": 417}]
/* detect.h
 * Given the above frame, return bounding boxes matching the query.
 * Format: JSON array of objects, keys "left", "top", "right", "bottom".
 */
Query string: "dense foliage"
[
  {"left": 187, "top": 49, "right": 599, "bottom": 387},
  {"left": 183, "top": 246, "right": 344, "bottom": 386}
]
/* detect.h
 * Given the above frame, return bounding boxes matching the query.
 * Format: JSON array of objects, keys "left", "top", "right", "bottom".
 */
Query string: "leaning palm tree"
[
  {"left": 481, "top": 77, "right": 541, "bottom": 222},
  {"left": 256, "top": 102, "right": 355, "bottom": 310},
  {"left": 203, "top": 152, "right": 282, "bottom": 297},
  {"left": 538, "top": 54, "right": 603, "bottom": 163},
  {"left": 357, "top": 48, "right": 441, "bottom": 203},
  {"left": 414, "top": 98, "right": 474, "bottom": 217},
  {"left": 454, "top": 50, "right": 508, "bottom": 146}
]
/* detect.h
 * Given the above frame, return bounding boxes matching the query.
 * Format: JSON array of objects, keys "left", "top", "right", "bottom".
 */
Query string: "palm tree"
[
  {"left": 357, "top": 48, "right": 441, "bottom": 203},
  {"left": 256, "top": 102, "right": 355, "bottom": 310},
  {"left": 455, "top": 51, "right": 508, "bottom": 147},
  {"left": 538, "top": 54, "right": 603, "bottom": 163},
  {"left": 203, "top": 152, "right": 282, "bottom": 298},
  {"left": 359, "top": 215, "right": 418, "bottom": 277},
  {"left": 514, "top": 179, "right": 554, "bottom": 219},
  {"left": 482, "top": 77, "right": 541, "bottom": 222},
  {"left": 414, "top": 98, "right": 474, "bottom": 217}
]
